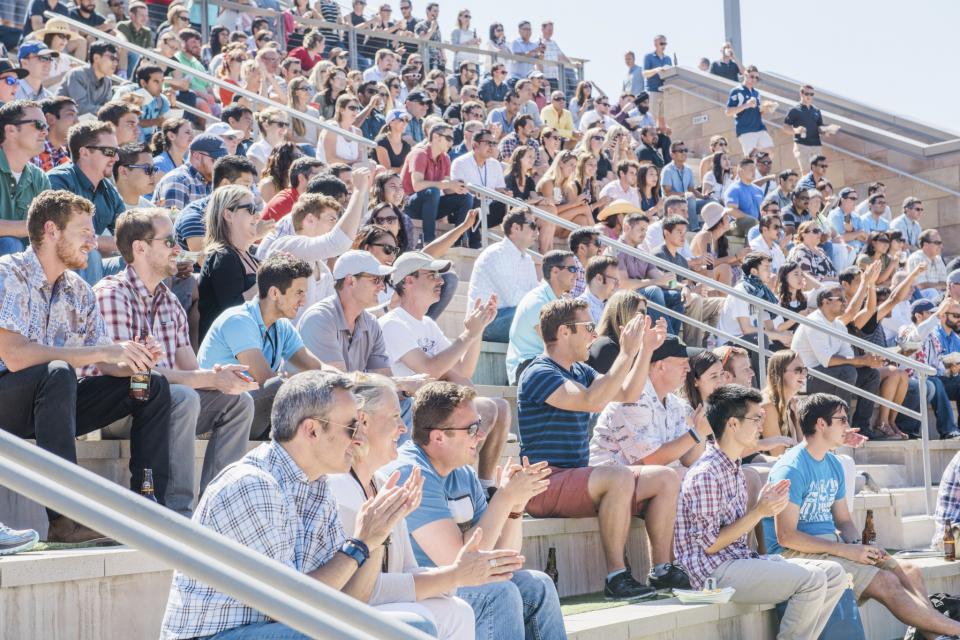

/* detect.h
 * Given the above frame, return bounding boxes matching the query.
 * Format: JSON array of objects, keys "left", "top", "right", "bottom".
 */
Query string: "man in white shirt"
[
  {"left": 577, "top": 255, "right": 620, "bottom": 323},
  {"left": 451, "top": 127, "right": 508, "bottom": 245},
  {"left": 907, "top": 229, "right": 948, "bottom": 298},
  {"left": 379, "top": 251, "right": 510, "bottom": 486},
  {"left": 748, "top": 213, "right": 788, "bottom": 278},
  {"left": 792, "top": 285, "right": 883, "bottom": 432},
  {"left": 362, "top": 48, "right": 397, "bottom": 83},
  {"left": 467, "top": 210, "right": 539, "bottom": 342},
  {"left": 599, "top": 159, "right": 641, "bottom": 208},
  {"left": 890, "top": 196, "right": 923, "bottom": 252},
  {"left": 578, "top": 95, "right": 616, "bottom": 132}
]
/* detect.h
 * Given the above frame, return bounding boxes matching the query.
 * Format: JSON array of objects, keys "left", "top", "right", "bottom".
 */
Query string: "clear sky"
[{"left": 459, "top": 0, "right": 957, "bottom": 133}]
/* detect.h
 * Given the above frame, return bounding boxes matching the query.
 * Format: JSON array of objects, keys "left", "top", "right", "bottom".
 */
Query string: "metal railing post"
[
  {"left": 754, "top": 305, "right": 767, "bottom": 389},
  {"left": 348, "top": 26, "right": 359, "bottom": 69},
  {"left": 480, "top": 197, "right": 490, "bottom": 248},
  {"left": 200, "top": 0, "right": 210, "bottom": 44},
  {"left": 919, "top": 373, "right": 933, "bottom": 515}
]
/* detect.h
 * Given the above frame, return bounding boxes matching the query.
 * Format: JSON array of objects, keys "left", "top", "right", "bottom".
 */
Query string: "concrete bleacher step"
[
  {"left": 852, "top": 463, "right": 910, "bottom": 489},
  {"left": 475, "top": 384, "right": 518, "bottom": 428},
  {"left": 473, "top": 341, "right": 508, "bottom": 386},
  {"left": 842, "top": 439, "right": 960, "bottom": 486}
]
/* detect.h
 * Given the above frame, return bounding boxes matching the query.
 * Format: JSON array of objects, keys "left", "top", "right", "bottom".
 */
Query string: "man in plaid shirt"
[
  {"left": 86, "top": 208, "right": 258, "bottom": 517},
  {"left": 568, "top": 227, "right": 600, "bottom": 298},
  {"left": 160, "top": 371, "right": 433, "bottom": 639},
  {"left": 152, "top": 134, "right": 226, "bottom": 211},
  {"left": 934, "top": 451, "right": 960, "bottom": 550},
  {"left": 674, "top": 384, "right": 845, "bottom": 639}
]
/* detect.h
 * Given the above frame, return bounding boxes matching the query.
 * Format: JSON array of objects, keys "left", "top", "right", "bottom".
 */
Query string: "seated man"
[
  {"left": 714, "top": 345, "right": 757, "bottom": 388},
  {"left": 261, "top": 156, "right": 327, "bottom": 222},
  {"left": 197, "top": 253, "right": 335, "bottom": 439},
  {"left": 88, "top": 209, "right": 257, "bottom": 517},
  {"left": 506, "top": 249, "right": 576, "bottom": 385},
  {"left": 0, "top": 190, "right": 170, "bottom": 542},
  {"left": 615, "top": 213, "right": 685, "bottom": 334},
  {"left": 766, "top": 393, "right": 960, "bottom": 638},
  {"left": 379, "top": 251, "right": 510, "bottom": 485},
  {"left": 518, "top": 299, "right": 687, "bottom": 597},
  {"left": 467, "top": 209, "right": 540, "bottom": 343},
  {"left": 577, "top": 255, "right": 620, "bottom": 324},
  {"left": 675, "top": 384, "right": 845, "bottom": 639},
  {"left": 933, "top": 450, "right": 960, "bottom": 551},
  {"left": 160, "top": 371, "right": 437, "bottom": 638},
  {"left": 907, "top": 229, "right": 948, "bottom": 299},
  {"left": 382, "top": 381, "right": 565, "bottom": 639}
]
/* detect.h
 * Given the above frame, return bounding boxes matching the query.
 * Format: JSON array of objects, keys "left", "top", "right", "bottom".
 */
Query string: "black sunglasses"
[
  {"left": 13, "top": 119, "right": 48, "bottom": 131},
  {"left": 85, "top": 145, "right": 119, "bottom": 157},
  {"left": 231, "top": 203, "right": 256, "bottom": 215},
  {"left": 123, "top": 163, "right": 160, "bottom": 176},
  {"left": 370, "top": 242, "right": 400, "bottom": 255},
  {"left": 145, "top": 234, "right": 177, "bottom": 248}
]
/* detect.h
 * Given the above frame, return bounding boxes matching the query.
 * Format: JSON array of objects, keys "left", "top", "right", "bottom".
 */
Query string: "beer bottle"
[
  {"left": 544, "top": 547, "right": 559, "bottom": 588},
  {"left": 140, "top": 468, "right": 158, "bottom": 503},
  {"left": 944, "top": 524, "right": 956, "bottom": 562},
  {"left": 129, "top": 333, "right": 151, "bottom": 402},
  {"left": 861, "top": 510, "right": 877, "bottom": 546}
]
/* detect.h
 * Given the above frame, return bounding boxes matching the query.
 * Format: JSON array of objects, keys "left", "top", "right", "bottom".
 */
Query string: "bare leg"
[
  {"left": 862, "top": 569, "right": 960, "bottom": 637},
  {"left": 629, "top": 465, "right": 680, "bottom": 565},
  {"left": 535, "top": 207, "right": 557, "bottom": 255},
  {"left": 586, "top": 466, "right": 635, "bottom": 573},
  {"left": 475, "top": 397, "right": 509, "bottom": 482}
]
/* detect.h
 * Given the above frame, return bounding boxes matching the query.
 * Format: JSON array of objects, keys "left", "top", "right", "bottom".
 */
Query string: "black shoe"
[
  {"left": 604, "top": 571, "right": 657, "bottom": 601},
  {"left": 486, "top": 486, "right": 498, "bottom": 500},
  {"left": 942, "top": 432, "right": 960, "bottom": 441},
  {"left": 648, "top": 563, "right": 691, "bottom": 590}
]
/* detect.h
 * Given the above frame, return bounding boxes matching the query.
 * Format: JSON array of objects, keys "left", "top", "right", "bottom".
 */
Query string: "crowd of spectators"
[{"left": 0, "top": 2, "right": 956, "bottom": 639}]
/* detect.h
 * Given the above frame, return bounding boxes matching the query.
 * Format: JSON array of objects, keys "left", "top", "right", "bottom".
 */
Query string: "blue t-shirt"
[
  {"left": 726, "top": 85, "right": 765, "bottom": 136},
  {"left": 197, "top": 299, "right": 304, "bottom": 371},
  {"left": 517, "top": 355, "right": 597, "bottom": 468},
  {"left": 762, "top": 445, "right": 846, "bottom": 553},
  {"left": 828, "top": 207, "right": 866, "bottom": 251},
  {"left": 382, "top": 441, "right": 488, "bottom": 567},
  {"left": 486, "top": 107, "right": 515, "bottom": 137},
  {"left": 724, "top": 180, "right": 763, "bottom": 220},
  {"left": 642, "top": 52, "right": 671, "bottom": 92},
  {"left": 859, "top": 214, "right": 889, "bottom": 234},
  {"left": 174, "top": 195, "right": 209, "bottom": 249}
]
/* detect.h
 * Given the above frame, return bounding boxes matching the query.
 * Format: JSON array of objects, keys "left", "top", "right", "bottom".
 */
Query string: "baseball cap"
[
  {"left": 650, "top": 335, "right": 703, "bottom": 363},
  {"left": 405, "top": 91, "right": 428, "bottom": 104},
  {"left": 205, "top": 122, "right": 244, "bottom": 138},
  {"left": 527, "top": 70, "right": 544, "bottom": 79},
  {"left": 332, "top": 250, "right": 396, "bottom": 280},
  {"left": 390, "top": 251, "right": 452, "bottom": 281},
  {"left": 910, "top": 298, "right": 937, "bottom": 316},
  {"left": 18, "top": 41, "right": 59, "bottom": 61},
  {"left": 949, "top": 270, "right": 960, "bottom": 286},
  {"left": 385, "top": 108, "right": 411, "bottom": 124},
  {"left": 189, "top": 134, "right": 229, "bottom": 159},
  {"left": 838, "top": 187, "right": 857, "bottom": 200},
  {"left": 0, "top": 60, "right": 28, "bottom": 80}
]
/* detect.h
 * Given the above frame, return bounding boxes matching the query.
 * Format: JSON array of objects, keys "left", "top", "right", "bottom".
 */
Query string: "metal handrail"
[{"left": 0, "top": 429, "right": 428, "bottom": 639}]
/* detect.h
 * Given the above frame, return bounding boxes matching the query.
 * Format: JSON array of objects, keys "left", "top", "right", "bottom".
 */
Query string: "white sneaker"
[{"left": 0, "top": 523, "right": 39, "bottom": 555}]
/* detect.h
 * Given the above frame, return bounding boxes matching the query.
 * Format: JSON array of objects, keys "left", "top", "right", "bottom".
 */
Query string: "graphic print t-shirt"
[{"left": 379, "top": 306, "right": 452, "bottom": 377}]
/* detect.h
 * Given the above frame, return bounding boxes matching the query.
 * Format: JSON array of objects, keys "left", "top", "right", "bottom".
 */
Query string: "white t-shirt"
[
  {"left": 748, "top": 235, "right": 786, "bottom": 273},
  {"left": 450, "top": 153, "right": 506, "bottom": 189},
  {"left": 578, "top": 110, "right": 616, "bottom": 132},
  {"left": 246, "top": 138, "right": 272, "bottom": 168},
  {"left": 379, "top": 307, "right": 451, "bottom": 377},
  {"left": 599, "top": 180, "right": 640, "bottom": 208}
]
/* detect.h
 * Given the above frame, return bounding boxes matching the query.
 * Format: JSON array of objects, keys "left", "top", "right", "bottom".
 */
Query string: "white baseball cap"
[
  {"left": 332, "top": 250, "right": 396, "bottom": 280},
  {"left": 390, "top": 251, "right": 452, "bottom": 281},
  {"left": 206, "top": 121, "right": 244, "bottom": 139}
]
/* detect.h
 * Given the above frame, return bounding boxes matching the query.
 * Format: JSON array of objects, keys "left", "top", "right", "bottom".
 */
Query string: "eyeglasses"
[
  {"left": 816, "top": 163, "right": 829, "bottom": 169},
  {"left": 523, "top": 220, "right": 537, "bottom": 230},
  {"left": 84, "top": 145, "right": 119, "bottom": 157},
  {"left": 231, "top": 203, "right": 257, "bottom": 215},
  {"left": 144, "top": 234, "right": 177, "bottom": 248},
  {"left": 789, "top": 365, "right": 808, "bottom": 375},
  {"left": 829, "top": 414, "right": 849, "bottom": 425},
  {"left": 370, "top": 242, "right": 400, "bottom": 255},
  {"left": 415, "top": 270, "right": 442, "bottom": 280},
  {"left": 556, "top": 265, "right": 578, "bottom": 273},
  {"left": 438, "top": 419, "right": 482, "bottom": 437},
  {"left": 123, "top": 163, "right": 160, "bottom": 176},
  {"left": 566, "top": 320, "right": 596, "bottom": 333},
  {"left": 438, "top": 134, "right": 454, "bottom": 142},
  {"left": 927, "top": 240, "right": 944, "bottom": 246},
  {"left": 738, "top": 414, "right": 764, "bottom": 425},
  {"left": 355, "top": 273, "right": 386, "bottom": 285},
  {"left": 345, "top": 104, "right": 361, "bottom": 111},
  {"left": 12, "top": 119, "right": 48, "bottom": 131},
  {"left": 314, "top": 416, "right": 361, "bottom": 438},
  {"left": 404, "top": 73, "right": 422, "bottom": 79},
  {"left": 373, "top": 214, "right": 398, "bottom": 224}
]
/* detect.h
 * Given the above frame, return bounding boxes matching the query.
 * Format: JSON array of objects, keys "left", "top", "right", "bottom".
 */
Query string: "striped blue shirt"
[{"left": 517, "top": 355, "right": 597, "bottom": 468}]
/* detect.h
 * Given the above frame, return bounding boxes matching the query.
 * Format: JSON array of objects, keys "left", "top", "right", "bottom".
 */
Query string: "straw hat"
[
  {"left": 28, "top": 18, "right": 85, "bottom": 46},
  {"left": 597, "top": 199, "right": 643, "bottom": 222}
]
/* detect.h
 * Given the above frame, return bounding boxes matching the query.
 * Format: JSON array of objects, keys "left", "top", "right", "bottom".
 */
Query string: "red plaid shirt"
[
  {"left": 31, "top": 140, "right": 71, "bottom": 173},
  {"left": 674, "top": 443, "right": 758, "bottom": 589},
  {"left": 82, "top": 266, "right": 190, "bottom": 376}
]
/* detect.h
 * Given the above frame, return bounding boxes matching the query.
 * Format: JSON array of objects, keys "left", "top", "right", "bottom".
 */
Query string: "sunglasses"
[
  {"left": 552, "top": 96, "right": 564, "bottom": 101},
  {"left": 927, "top": 240, "right": 944, "bottom": 245},
  {"left": 85, "top": 145, "right": 119, "bottom": 157},
  {"left": 123, "top": 163, "right": 160, "bottom": 176},
  {"left": 674, "top": 148, "right": 688, "bottom": 153},
  {"left": 0, "top": 76, "right": 18, "bottom": 87},
  {"left": 439, "top": 419, "right": 482, "bottom": 437},
  {"left": 345, "top": 105, "right": 361, "bottom": 111},
  {"left": 268, "top": 120, "right": 289, "bottom": 127},
  {"left": 591, "top": 135, "right": 604, "bottom": 141},
  {"left": 355, "top": 273, "right": 386, "bottom": 285},
  {"left": 318, "top": 416, "right": 361, "bottom": 438},
  {"left": 145, "top": 234, "right": 177, "bottom": 248},
  {"left": 567, "top": 320, "right": 596, "bottom": 333},
  {"left": 715, "top": 140, "right": 728, "bottom": 147},
  {"left": 556, "top": 265, "right": 578, "bottom": 273},
  {"left": 231, "top": 203, "right": 257, "bottom": 215},
  {"left": 802, "top": 92, "right": 815, "bottom": 97},
  {"left": 373, "top": 215, "right": 398, "bottom": 224},
  {"left": 816, "top": 163, "right": 829, "bottom": 169},
  {"left": 370, "top": 242, "right": 400, "bottom": 255},
  {"left": 13, "top": 119, "right": 48, "bottom": 131}
]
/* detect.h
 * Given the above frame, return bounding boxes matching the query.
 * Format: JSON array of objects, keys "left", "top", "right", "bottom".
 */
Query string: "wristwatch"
[
  {"left": 339, "top": 538, "right": 370, "bottom": 567},
  {"left": 688, "top": 428, "right": 702, "bottom": 444}
]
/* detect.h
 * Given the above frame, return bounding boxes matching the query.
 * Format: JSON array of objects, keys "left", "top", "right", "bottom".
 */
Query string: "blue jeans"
[
  {"left": 427, "top": 271, "right": 458, "bottom": 321},
  {"left": 457, "top": 570, "right": 565, "bottom": 640},
  {"left": 76, "top": 249, "right": 126, "bottom": 286},
  {"left": 405, "top": 188, "right": 472, "bottom": 244},
  {"left": 398, "top": 395, "right": 414, "bottom": 446},
  {"left": 637, "top": 286, "right": 684, "bottom": 335},
  {"left": 203, "top": 612, "right": 437, "bottom": 639},
  {"left": 0, "top": 236, "right": 24, "bottom": 257},
  {"left": 897, "top": 376, "right": 960, "bottom": 437},
  {"left": 483, "top": 306, "right": 516, "bottom": 343}
]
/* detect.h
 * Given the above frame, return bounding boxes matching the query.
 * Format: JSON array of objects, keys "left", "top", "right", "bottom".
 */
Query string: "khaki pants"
[
  {"left": 681, "top": 289, "right": 724, "bottom": 347},
  {"left": 710, "top": 557, "right": 846, "bottom": 640},
  {"left": 793, "top": 143, "right": 823, "bottom": 173}
]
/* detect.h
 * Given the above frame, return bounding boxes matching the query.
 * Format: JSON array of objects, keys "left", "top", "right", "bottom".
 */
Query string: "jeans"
[
  {"left": 405, "top": 188, "right": 472, "bottom": 244},
  {"left": 248, "top": 376, "right": 286, "bottom": 439},
  {"left": 203, "top": 611, "right": 438, "bottom": 639},
  {"left": 637, "top": 286, "right": 684, "bottom": 335},
  {"left": 456, "top": 569, "right": 565, "bottom": 640},
  {"left": 483, "top": 306, "right": 516, "bottom": 343},
  {"left": 76, "top": 248, "right": 125, "bottom": 286},
  {"left": 898, "top": 376, "right": 960, "bottom": 438},
  {"left": 0, "top": 236, "right": 24, "bottom": 256},
  {"left": 427, "top": 271, "right": 458, "bottom": 321},
  {"left": 0, "top": 362, "right": 171, "bottom": 518},
  {"left": 808, "top": 364, "right": 880, "bottom": 430},
  {"left": 468, "top": 197, "right": 507, "bottom": 249},
  {"left": 398, "top": 395, "right": 414, "bottom": 446}
]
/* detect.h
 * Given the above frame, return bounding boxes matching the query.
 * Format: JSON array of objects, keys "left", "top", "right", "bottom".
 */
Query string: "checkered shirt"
[
  {"left": 31, "top": 139, "right": 71, "bottom": 172},
  {"left": 154, "top": 162, "right": 212, "bottom": 211},
  {"left": 82, "top": 266, "right": 190, "bottom": 376},
  {"left": 570, "top": 256, "right": 586, "bottom": 298},
  {"left": 498, "top": 133, "right": 541, "bottom": 166},
  {"left": 160, "top": 442, "right": 347, "bottom": 639},
  {"left": 934, "top": 451, "right": 960, "bottom": 548},
  {"left": 674, "top": 443, "right": 758, "bottom": 589}
]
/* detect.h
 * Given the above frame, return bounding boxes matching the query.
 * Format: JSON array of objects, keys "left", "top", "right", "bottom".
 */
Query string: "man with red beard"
[
  {"left": 0, "top": 190, "right": 171, "bottom": 543},
  {"left": 0, "top": 100, "right": 50, "bottom": 256}
]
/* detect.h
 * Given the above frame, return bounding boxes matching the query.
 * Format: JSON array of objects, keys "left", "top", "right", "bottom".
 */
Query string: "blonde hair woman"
[
  {"left": 536, "top": 150, "right": 592, "bottom": 235},
  {"left": 319, "top": 93, "right": 363, "bottom": 166},
  {"left": 287, "top": 76, "right": 320, "bottom": 148},
  {"left": 247, "top": 107, "right": 290, "bottom": 176}
]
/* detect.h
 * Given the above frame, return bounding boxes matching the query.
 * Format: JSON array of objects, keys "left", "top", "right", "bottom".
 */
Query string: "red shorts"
[{"left": 525, "top": 466, "right": 649, "bottom": 518}]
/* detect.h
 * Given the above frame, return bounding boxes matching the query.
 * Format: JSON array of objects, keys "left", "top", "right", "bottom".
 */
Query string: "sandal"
[{"left": 885, "top": 423, "right": 910, "bottom": 440}]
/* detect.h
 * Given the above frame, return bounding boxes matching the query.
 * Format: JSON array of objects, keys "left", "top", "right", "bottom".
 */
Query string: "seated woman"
[
  {"left": 198, "top": 185, "right": 262, "bottom": 341},
  {"left": 258, "top": 142, "right": 303, "bottom": 204},
  {"left": 855, "top": 231, "right": 898, "bottom": 287},
  {"left": 786, "top": 220, "right": 837, "bottom": 281},
  {"left": 536, "top": 150, "right": 592, "bottom": 237},
  {"left": 689, "top": 202, "right": 748, "bottom": 288},
  {"left": 574, "top": 152, "right": 612, "bottom": 224},
  {"left": 247, "top": 107, "right": 290, "bottom": 177},
  {"left": 319, "top": 93, "right": 364, "bottom": 166},
  {"left": 505, "top": 145, "right": 556, "bottom": 254},
  {"left": 368, "top": 173, "right": 416, "bottom": 252},
  {"left": 326, "top": 373, "right": 477, "bottom": 639},
  {"left": 638, "top": 164, "right": 663, "bottom": 218},
  {"left": 700, "top": 151, "right": 733, "bottom": 203},
  {"left": 373, "top": 110, "right": 412, "bottom": 173}
]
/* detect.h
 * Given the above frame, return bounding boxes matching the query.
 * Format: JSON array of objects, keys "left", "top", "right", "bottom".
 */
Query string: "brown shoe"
[{"left": 45, "top": 516, "right": 114, "bottom": 545}]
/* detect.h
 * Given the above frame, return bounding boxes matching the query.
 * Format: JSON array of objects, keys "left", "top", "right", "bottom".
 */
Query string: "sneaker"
[
  {"left": 0, "top": 523, "right": 39, "bottom": 555},
  {"left": 942, "top": 432, "right": 960, "bottom": 441},
  {"left": 648, "top": 563, "right": 692, "bottom": 590},
  {"left": 45, "top": 516, "right": 113, "bottom": 545},
  {"left": 604, "top": 571, "right": 657, "bottom": 601}
]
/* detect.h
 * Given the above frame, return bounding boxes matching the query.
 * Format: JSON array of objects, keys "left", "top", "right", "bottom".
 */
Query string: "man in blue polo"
[
  {"left": 725, "top": 65, "right": 773, "bottom": 155},
  {"left": 642, "top": 35, "right": 671, "bottom": 113},
  {"left": 723, "top": 157, "right": 763, "bottom": 236}
]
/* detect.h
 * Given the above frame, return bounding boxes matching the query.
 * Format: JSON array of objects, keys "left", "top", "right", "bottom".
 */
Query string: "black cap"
[
  {"left": 650, "top": 335, "right": 703, "bottom": 363},
  {"left": 406, "top": 91, "right": 428, "bottom": 103},
  {"left": 0, "top": 60, "right": 29, "bottom": 80}
]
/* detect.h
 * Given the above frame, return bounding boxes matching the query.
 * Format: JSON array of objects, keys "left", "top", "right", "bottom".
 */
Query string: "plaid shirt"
[
  {"left": 0, "top": 248, "right": 109, "bottom": 374},
  {"left": 498, "top": 133, "right": 541, "bottom": 166},
  {"left": 160, "top": 442, "right": 346, "bottom": 639},
  {"left": 674, "top": 443, "right": 758, "bottom": 589},
  {"left": 570, "top": 256, "right": 586, "bottom": 297},
  {"left": 934, "top": 451, "right": 960, "bottom": 548},
  {"left": 82, "top": 266, "right": 191, "bottom": 377},
  {"left": 31, "top": 140, "right": 71, "bottom": 172},
  {"left": 154, "top": 162, "right": 211, "bottom": 211}
]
